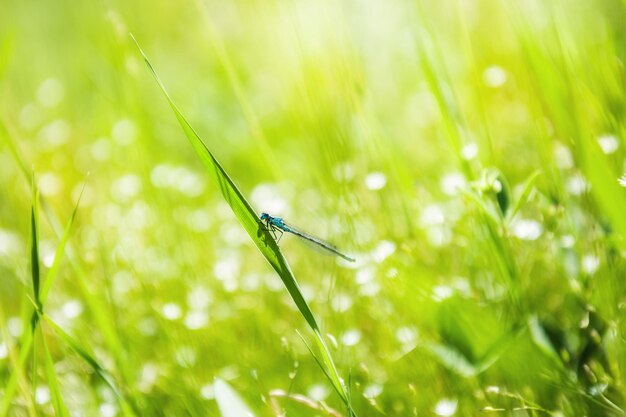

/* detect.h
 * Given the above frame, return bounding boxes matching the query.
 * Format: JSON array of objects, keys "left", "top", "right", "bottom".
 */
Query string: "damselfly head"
[{"left": 260, "top": 213, "right": 270, "bottom": 221}]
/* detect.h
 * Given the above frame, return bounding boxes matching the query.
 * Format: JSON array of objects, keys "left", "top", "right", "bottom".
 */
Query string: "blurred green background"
[{"left": 2, "top": 0, "right": 626, "bottom": 415}]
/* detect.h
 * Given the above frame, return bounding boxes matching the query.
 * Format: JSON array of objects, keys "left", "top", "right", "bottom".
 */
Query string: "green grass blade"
[
  {"left": 22, "top": 182, "right": 85, "bottom": 417},
  {"left": 2, "top": 119, "right": 132, "bottom": 385},
  {"left": 30, "top": 174, "right": 41, "bottom": 311},
  {"left": 132, "top": 36, "right": 355, "bottom": 414},
  {"left": 131, "top": 35, "right": 319, "bottom": 331},
  {"left": 28, "top": 175, "right": 41, "bottom": 408},
  {"left": 313, "top": 330, "right": 353, "bottom": 413},
  {"left": 214, "top": 378, "right": 256, "bottom": 417},
  {"left": 2, "top": 176, "right": 86, "bottom": 416},
  {"left": 39, "top": 182, "right": 85, "bottom": 304},
  {"left": 40, "top": 328, "right": 70, "bottom": 417},
  {"left": 296, "top": 330, "right": 344, "bottom": 401},
  {"left": 44, "top": 317, "right": 138, "bottom": 417}
]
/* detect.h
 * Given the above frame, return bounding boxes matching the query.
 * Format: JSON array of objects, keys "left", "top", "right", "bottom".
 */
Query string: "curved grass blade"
[{"left": 132, "top": 35, "right": 355, "bottom": 415}]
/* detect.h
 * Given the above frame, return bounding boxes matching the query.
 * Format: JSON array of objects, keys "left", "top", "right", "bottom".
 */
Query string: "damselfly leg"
[
  {"left": 275, "top": 228, "right": 283, "bottom": 243},
  {"left": 263, "top": 220, "right": 283, "bottom": 243}
]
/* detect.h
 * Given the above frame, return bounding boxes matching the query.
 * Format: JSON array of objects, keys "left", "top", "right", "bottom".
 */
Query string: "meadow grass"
[{"left": 1, "top": 0, "right": 626, "bottom": 416}]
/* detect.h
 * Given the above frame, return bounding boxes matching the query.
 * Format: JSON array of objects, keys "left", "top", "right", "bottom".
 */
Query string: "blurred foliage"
[{"left": 2, "top": 0, "right": 626, "bottom": 415}]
